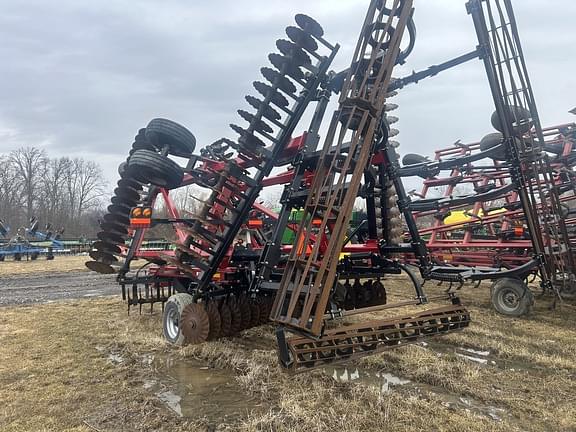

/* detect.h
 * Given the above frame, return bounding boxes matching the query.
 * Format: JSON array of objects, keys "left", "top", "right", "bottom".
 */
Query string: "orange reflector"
[
  {"left": 130, "top": 206, "right": 153, "bottom": 228},
  {"left": 248, "top": 219, "right": 263, "bottom": 228}
]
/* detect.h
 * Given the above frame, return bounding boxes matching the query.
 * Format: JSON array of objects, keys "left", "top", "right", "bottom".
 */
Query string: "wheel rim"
[
  {"left": 499, "top": 288, "right": 520, "bottom": 312},
  {"left": 165, "top": 307, "right": 180, "bottom": 340}
]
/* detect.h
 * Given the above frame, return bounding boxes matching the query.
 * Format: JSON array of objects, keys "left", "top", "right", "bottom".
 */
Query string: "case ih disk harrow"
[{"left": 86, "top": 0, "right": 572, "bottom": 371}]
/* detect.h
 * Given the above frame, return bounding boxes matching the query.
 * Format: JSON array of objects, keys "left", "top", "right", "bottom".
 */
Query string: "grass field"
[
  {"left": 0, "top": 255, "right": 89, "bottom": 276},
  {"left": 0, "top": 277, "right": 575, "bottom": 431}
]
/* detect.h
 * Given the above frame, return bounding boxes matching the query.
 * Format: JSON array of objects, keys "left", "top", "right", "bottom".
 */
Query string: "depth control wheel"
[
  {"left": 162, "top": 293, "right": 194, "bottom": 346},
  {"left": 490, "top": 277, "right": 533, "bottom": 317}
]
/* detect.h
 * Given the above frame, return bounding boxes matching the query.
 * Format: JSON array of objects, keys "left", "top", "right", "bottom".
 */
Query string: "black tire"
[
  {"left": 163, "top": 293, "right": 194, "bottom": 346},
  {"left": 127, "top": 149, "right": 184, "bottom": 189},
  {"left": 490, "top": 277, "right": 533, "bottom": 317},
  {"left": 145, "top": 118, "right": 196, "bottom": 158},
  {"left": 14, "top": 253, "right": 22, "bottom": 261},
  {"left": 402, "top": 153, "right": 428, "bottom": 166},
  {"left": 491, "top": 106, "right": 532, "bottom": 136},
  {"left": 0, "top": 255, "right": 5, "bottom": 262},
  {"left": 31, "top": 252, "right": 39, "bottom": 260},
  {"left": 479, "top": 132, "right": 507, "bottom": 161}
]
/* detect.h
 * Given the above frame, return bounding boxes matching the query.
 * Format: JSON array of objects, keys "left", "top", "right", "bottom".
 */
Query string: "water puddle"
[
  {"left": 147, "top": 355, "right": 264, "bottom": 421},
  {"left": 107, "top": 353, "right": 125, "bottom": 364},
  {"left": 428, "top": 390, "right": 508, "bottom": 421},
  {"left": 325, "top": 366, "right": 410, "bottom": 392},
  {"left": 324, "top": 365, "right": 510, "bottom": 422},
  {"left": 422, "top": 341, "right": 536, "bottom": 372},
  {"left": 95, "top": 346, "right": 124, "bottom": 364}
]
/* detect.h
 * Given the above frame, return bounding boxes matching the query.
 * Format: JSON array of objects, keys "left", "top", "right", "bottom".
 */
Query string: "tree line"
[{"left": 0, "top": 147, "right": 108, "bottom": 239}]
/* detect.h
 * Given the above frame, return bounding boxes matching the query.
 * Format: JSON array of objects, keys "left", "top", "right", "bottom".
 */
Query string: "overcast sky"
[{"left": 1, "top": 0, "right": 574, "bottom": 193}]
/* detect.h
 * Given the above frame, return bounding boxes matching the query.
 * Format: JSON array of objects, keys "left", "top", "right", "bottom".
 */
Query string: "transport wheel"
[
  {"left": 402, "top": 153, "right": 428, "bottom": 165},
  {"left": 162, "top": 293, "right": 194, "bottom": 346},
  {"left": 30, "top": 252, "right": 39, "bottom": 260},
  {"left": 490, "top": 106, "right": 532, "bottom": 136},
  {"left": 490, "top": 277, "right": 534, "bottom": 317},
  {"left": 180, "top": 303, "right": 210, "bottom": 345},
  {"left": 0, "top": 255, "right": 4, "bottom": 262},
  {"left": 127, "top": 149, "right": 184, "bottom": 189},
  {"left": 14, "top": 253, "right": 22, "bottom": 261},
  {"left": 479, "top": 132, "right": 507, "bottom": 161},
  {"left": 145, "top": 118, "right": 196, "bottom": 158}
]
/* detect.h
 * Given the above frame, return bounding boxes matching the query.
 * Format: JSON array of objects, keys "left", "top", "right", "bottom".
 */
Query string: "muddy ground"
[
  {"left": 0, "top": 271, "right": 118, "bottom": 305},
  {"left": 0, "top": 256, "right": 126, "bottom": 305},
  {"left": 1, "top": 258, "right": 575, "bottom": 431}
]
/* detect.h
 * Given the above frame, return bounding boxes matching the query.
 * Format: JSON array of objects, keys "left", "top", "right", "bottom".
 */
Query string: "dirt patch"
[
  {"left": 0, "top": 271, "right": 118, "bottom": 306},
  {"left": 0, "top": 280, "right": 575, "bottom": 431},
  {"left": 0, "top": 255, "right": 90, "bottom": 276}
]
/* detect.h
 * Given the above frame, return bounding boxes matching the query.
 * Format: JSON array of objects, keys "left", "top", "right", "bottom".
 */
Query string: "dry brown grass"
[
  {"left": 0, "top": 255, "right": 89, "bottom": 276},
  {"left": 0, "top": 279, "right": 575, "bottom": 431}
]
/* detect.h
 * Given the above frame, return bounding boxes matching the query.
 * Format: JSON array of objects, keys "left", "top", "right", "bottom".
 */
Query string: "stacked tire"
[{"left": 85, "top": 119, "right": 195, "bottom": 274}]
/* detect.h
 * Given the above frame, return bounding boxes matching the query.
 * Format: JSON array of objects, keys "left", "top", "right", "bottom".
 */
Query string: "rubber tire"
[
  {"left": 480, "top": 132, "right": 507, "bottom": 161},
  {"left": 145, "top": 118, "right": 196, "bottom": 158},
  {"left": 402, "top": 153, "right": 427, "bottom": 166},
  {"left": 491, "top": 106, "right": 532, "bottom": 136},
  {"left": 127, "top": 149, "right": 184, "bottom": 189},
  {"left": 162, "top": 293, "right": 194, "bottom": 346},
  {"left": 490, "top": 277, "right": 533, "bottom": 317}
]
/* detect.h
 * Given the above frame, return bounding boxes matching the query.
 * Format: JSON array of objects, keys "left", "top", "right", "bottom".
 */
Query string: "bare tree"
[
  {"left": 9, "top": 147, "right": 47, "bottom": 222},
  {"left": 0, "top": 147, "right": 108, "bottom": 237},
  {"left": 74, "top": 158, "right": 106, "bottom": 219},
  {"left": 0, "top": 155, "right": 24, "bottom": 228},
  {"left": 40, "top": 157, "right": 68, "bottom": 222}
]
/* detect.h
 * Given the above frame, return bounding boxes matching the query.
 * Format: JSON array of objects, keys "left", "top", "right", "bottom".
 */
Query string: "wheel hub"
[{"left": 502, "top": 289, "right": 520, "bottom": 308}]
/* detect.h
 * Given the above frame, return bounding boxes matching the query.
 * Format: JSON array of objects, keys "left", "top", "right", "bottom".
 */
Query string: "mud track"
[{"left": 0, "top": 271, "right": 119, "bottom": 306}]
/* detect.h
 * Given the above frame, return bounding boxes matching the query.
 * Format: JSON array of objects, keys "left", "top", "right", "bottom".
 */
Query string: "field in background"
[
  {"left": 1, "top": 271, "right": 575, "bottom": 432},
  {"left": 0, "top": 255, "right": 89, "bottom": 276}
]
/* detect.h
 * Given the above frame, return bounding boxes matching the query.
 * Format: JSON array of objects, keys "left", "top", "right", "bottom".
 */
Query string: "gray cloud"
[{"left": 0, "top": 0, "right": 574, "bottom": 187}]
